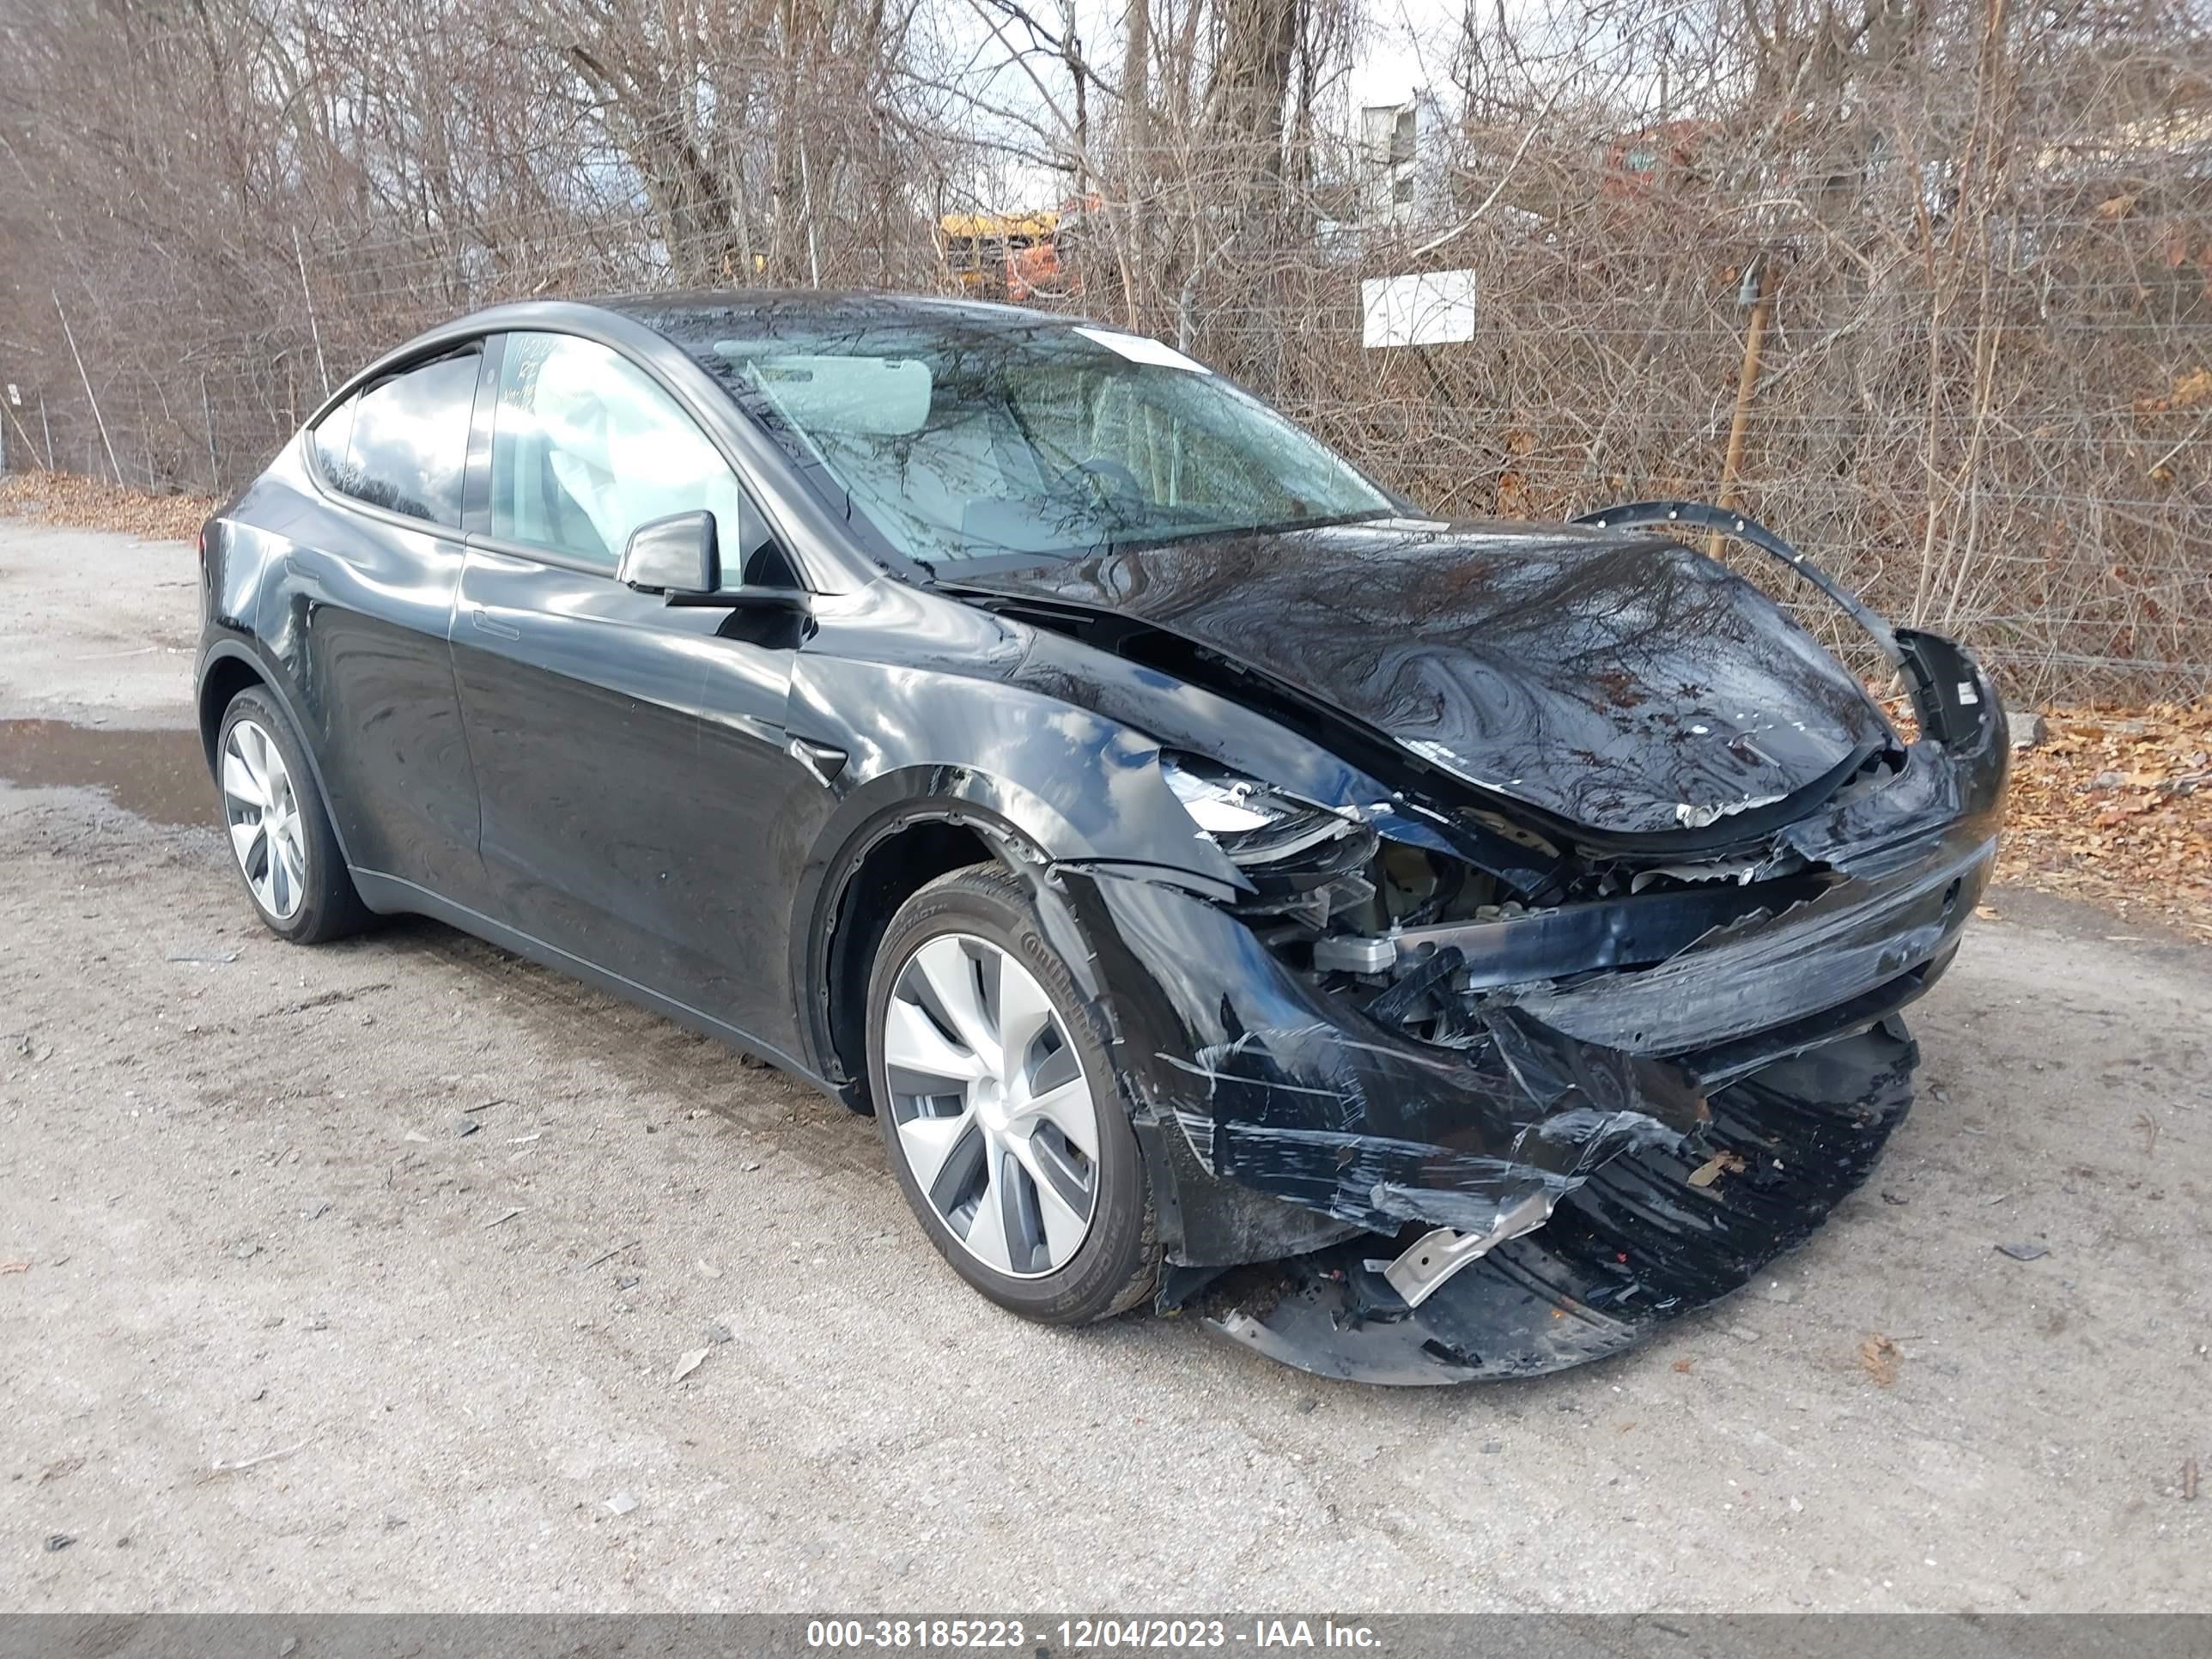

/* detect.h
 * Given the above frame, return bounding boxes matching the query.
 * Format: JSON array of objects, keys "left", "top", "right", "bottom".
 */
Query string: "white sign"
[{"left": 1361, "top": 270, "right": 1479, "bottom": 349}]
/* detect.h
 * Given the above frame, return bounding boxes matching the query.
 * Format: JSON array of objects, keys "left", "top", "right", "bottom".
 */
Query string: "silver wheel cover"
[
  {"left": 222, "top": 719, "right": 308, "bottom": 921},
  {"left": 880, "top": 933, "right": 1102, "bottom": 1279}
]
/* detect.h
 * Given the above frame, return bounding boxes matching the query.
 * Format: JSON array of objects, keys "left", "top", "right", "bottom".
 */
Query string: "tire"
[
  {"left": 214, "top": 686, "right": 371, "bottom": 945},
  {"left": 866, "top": 863, "right": 1158, "bottom": 1324}
]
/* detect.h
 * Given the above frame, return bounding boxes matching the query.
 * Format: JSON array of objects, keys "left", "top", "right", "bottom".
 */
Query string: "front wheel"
[{"left": 866, "top": 865, "right": 1157, "bottom": 1324}]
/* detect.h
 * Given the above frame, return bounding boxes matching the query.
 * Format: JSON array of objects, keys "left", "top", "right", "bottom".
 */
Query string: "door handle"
[{"left": 471, "top": 605, "right": 520, "bottom": 641}]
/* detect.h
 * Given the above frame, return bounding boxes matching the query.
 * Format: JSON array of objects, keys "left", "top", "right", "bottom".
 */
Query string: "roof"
[{"left": 595, "top": 289, "right": 1079, "bottom": 338}]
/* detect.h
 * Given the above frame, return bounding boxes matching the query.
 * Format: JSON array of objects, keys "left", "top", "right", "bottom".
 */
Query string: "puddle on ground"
[{"left": 0, "top": 720, "right": 209, "bottom": 825}]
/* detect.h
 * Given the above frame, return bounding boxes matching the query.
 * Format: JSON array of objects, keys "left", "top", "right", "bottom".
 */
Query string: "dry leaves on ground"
[
  {"left": 2001, "top": 704, "right": 2212, "bottom": 942},
  {"left": 0, "top": 471, "right": 217, "bottom": 542},
  {"left": 1860, "top": 1334, "right": 1905, "bottom": 1387}
]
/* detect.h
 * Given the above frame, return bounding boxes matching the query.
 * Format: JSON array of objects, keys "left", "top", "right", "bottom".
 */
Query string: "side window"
[
  {"left": 489, "top": 332, "right": 749, "bottom": 571},
  {"left": 313, "top": 348, "right": 477, "bottom": 527},
  {"left": 310, "top": 395, "right": 355, "bottom": 480}
]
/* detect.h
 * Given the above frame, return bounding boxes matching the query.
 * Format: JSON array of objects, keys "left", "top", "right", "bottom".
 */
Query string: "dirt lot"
[{"left": 2, "top": 519, "right": 2209, "bottom": 1613}]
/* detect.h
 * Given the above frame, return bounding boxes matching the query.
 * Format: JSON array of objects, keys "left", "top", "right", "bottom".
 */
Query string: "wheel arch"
[
  {"left": 196, "top": 651, "right": 268, "bottom": 773},
  {"left": 195, "top": 641, "right": 358, "bottom": 870},
  {"left": 805, "top": 799, "right": 1044, "bottom": 1113}
]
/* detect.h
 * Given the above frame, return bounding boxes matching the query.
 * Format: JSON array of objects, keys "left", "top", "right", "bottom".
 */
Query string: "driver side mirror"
[{"left": 617, "top": 510, "right": 720, "bottom": 600}]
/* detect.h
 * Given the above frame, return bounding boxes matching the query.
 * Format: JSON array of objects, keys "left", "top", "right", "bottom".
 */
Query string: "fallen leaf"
[
  {"left": 0, "top": 1259, "right": 29, "bottom": 1274},
  {"left": 1672, "top": 1358, "right": 1693, "bottom": 1374},
  {"left": 1996, "top": 1241, "right": 2050, "bottom": 1261},
  {"left": 1860, "top": 1334, "right": 1904, "bottom": 1387},
  {"left": 1686, "top": 1151, "right": 1747, "bottom": 1188},
  {"left": 672, "top": 1346, "right": 710, "bottom": 1382}
]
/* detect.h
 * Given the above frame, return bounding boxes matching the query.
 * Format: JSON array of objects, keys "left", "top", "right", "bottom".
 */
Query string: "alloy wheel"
[
  {"left": 222, "top": 719, "right": 307, "bottom": 921},
  {"left": 880, "top": 933, "right": 1102, "bottom": 1279}
]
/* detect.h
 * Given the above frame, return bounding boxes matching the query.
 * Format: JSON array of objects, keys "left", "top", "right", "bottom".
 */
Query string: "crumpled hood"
[{"left": 950, "top": 518, "right": 1894, "bottom": 838}]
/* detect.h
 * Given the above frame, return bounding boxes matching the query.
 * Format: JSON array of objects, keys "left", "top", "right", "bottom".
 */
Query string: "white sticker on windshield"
[{"left": 1072, "top": 326, "right": 1212, "bottom": 374}]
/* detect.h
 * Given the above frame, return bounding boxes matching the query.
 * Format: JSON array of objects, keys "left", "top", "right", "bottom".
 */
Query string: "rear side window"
[{"left": 310, "top": 347, "right": 479, "bottom": 528}]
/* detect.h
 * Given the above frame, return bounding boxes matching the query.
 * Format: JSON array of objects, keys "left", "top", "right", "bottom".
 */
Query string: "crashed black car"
[{"left": 195, "top": 294, "right": 2005, "bottom": 1383}]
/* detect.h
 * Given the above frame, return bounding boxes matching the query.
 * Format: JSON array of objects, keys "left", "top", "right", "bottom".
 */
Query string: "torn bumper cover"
[
  {"left": 1060, "top": 627, "right": 2005, "bottom": 1383},
  {"left": 1199, "top": 1023, "right": 1918, "bottom": 1384}
]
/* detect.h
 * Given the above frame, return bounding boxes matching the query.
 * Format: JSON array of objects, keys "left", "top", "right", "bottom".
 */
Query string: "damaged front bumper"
[
  {"left": 1200, "top": 1021, "right": 1920, "bottom": 1382},
  {"left": 1056, "top": 627, "right": 2006, "bottom": 1383}
]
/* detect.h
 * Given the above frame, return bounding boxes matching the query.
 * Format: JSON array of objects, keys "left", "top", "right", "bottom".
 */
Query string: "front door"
[{"left": 450, "top": 331, "right": 816, "bottom": 1042}]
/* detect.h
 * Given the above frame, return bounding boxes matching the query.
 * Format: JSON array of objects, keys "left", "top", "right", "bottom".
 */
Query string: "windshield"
[{"left": 651, "top": 314, "right": 1396, "bottom": 568}]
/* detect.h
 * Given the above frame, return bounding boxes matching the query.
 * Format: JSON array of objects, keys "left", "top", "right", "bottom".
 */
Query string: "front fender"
[
  {"left": 784, "top": 647, "right": 1254, "bottom": 884},
  {"left": 779, "top": 653, "right": 1254, "bottom": 1090}
]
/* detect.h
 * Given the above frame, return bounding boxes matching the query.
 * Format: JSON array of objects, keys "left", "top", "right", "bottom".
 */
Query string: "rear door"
[
  {"left": 278, "top": 343, "right": 487, "bottom": 904},
  {"left": 452, "top": 330, "right": 817, "bottom": 1040}
]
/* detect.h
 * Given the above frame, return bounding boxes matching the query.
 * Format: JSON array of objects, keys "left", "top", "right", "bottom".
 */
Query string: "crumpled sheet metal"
[
  {"left": 1053, "top": 623, "right": 2006, "bottom": 1364},
  {"left": 1074, "top": 872, "right": 1710, "bottom": 1240},
  {"left": 1500, "top": 642, "right": 2009, "bottom": 1058},
  {"left": 1203, "top": 1020, "right": 1920, "bottom": 1384},
  {"left": 1503, "top": 824, "right": 1995, "bottom": 1056}
]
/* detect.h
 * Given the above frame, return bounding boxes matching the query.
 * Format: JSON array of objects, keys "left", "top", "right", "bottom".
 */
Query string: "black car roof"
[{"left": 595, "top": 289, "right": 1089, "bottom": 339}]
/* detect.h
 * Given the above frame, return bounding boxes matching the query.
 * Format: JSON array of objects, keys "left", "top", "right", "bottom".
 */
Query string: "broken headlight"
[
  {"left": 1159, "top": 753, "right": 1376, "bottom": 925},
  {"left": 1160, "top": 753, "right": 1356, "bottom": 865}
]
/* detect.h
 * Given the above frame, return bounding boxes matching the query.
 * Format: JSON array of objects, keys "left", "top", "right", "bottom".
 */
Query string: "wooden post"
[
  {"left": 54, "top": 290, "right": 123, "bottom": 484},
  {"left": 1708, "top": 258, "right": 1776, "bottom": 557},
  {"left": 3, "top": 398, "right": 43, "bottom": 473},
  {"left": 295, "top": 226, "right": 331, "bottom": 397},
  {"left": 201, "top": 374, "right": 221, "bottom": 492}
]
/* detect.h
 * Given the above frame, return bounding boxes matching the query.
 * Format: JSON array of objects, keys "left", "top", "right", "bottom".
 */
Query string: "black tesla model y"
[{"left": 195, "top": 293, "right": 2006, "bottom": 1382}]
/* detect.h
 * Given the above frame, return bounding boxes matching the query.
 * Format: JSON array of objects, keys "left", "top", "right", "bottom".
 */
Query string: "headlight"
[
  {"left": 1159, "top": 754, "right": 1363, "bottom": 866},
  {"left": 1160, "top": 755, "right": 1282, "bottom": 834}
]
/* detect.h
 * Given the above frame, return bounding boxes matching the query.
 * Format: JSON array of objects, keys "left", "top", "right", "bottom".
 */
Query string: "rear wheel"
[
  {"left": 867, "top": 865, "right": 1156, "bottom": 1323},
  {"left": 216, "top": 687, "right": 370, "bottom": 945}
]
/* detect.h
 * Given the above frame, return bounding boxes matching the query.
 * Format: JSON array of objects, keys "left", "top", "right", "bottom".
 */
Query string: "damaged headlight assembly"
[
  {"left": 1159, "top": 753, "right": 1360, "bottom": 866},
  {"left": 1160, "top": 753, "right": 1378, "bottom": 907}
]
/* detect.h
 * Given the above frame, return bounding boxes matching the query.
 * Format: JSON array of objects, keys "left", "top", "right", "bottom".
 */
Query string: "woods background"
[{"left": 1, "top": 0, "right": 2207, "bottom": 698}]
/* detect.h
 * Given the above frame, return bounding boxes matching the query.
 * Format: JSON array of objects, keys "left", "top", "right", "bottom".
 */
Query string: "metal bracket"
[{"left": 1376, "top": 1190, "right": 1556, "bottom": 1308}]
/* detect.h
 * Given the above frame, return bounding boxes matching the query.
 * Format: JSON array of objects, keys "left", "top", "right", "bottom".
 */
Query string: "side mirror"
[
  {"left": 618, "top": 510, "right": 720, "bottom": 599},
  {"left": 617, "top": 508, "right": 811, "bottom": 612}
]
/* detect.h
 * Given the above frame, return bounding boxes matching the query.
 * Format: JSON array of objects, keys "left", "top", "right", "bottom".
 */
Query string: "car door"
[
  {"left": 277, "top": 343, "right": 488, "bottom": 905},
  {"left": 452, "top": 329, "right": 817, "bottom": 1042}
]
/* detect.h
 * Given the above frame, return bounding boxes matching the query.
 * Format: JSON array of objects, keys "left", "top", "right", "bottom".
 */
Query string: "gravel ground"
[{"left": 1, "top": 520, "right": 2208, "bottom": 1613}]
